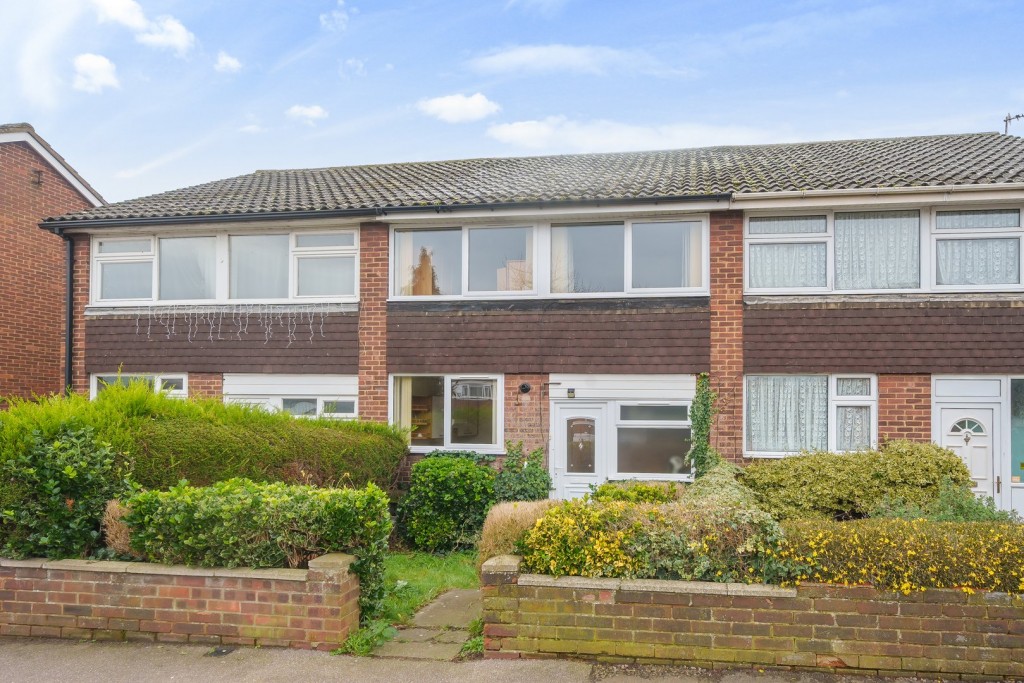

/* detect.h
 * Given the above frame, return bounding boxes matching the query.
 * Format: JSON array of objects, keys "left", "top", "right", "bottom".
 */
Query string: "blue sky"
[{"left": 3, "top": 0, "right": 1023, "bottom": 203}]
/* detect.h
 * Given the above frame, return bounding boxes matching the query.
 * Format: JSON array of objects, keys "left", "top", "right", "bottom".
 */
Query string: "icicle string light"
[{"left": 135, "top": 305, "right": 334, "bottom": 345}]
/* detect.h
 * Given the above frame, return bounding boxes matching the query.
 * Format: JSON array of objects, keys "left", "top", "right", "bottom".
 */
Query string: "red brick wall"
[
  {"left": 0, "top": 141, "right": 94, "bottom": 398},
  {"left": 70, "top": 236, "right": 90, "bottom": 394},
  {"left": 504, "top": 373, "right": 549, "bottom": 458},
  {"left": 358, "top": 222, "right": 389, "bottom": 422},
  {"left": 482, "top": 558, "right": 1024, "bottom": 678},
  {"left": 709, "top": 211, "right": 744, "bottom": 462},
  {"left": 188, "top": 372, "right": 223, "bottom": 399},
  {"left": 878, "top": 374, "right": 931, "bottom": 442},
  {"left": 0, "top": 554, "right": 360, "bottom": 650}
]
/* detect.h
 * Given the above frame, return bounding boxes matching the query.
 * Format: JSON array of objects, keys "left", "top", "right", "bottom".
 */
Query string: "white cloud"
[
  {"left": 487, "top": 116, "right": 774, "bottom": 152},
  {"left": 215, "top": 50, "right": 242, "bottom": 73},
  {"left": 90, "top": 0, "right": 195, "bottom": 56},
  {"left": 339, "top": 57, "right": 366, "bottom": 78},
  {"left": 286, "top": 104, "right": 329, "bottom": 125},
  {"left": 320, "top": 0, "right": 350, "bottom": 31},
  {"left": 115, "top": 137, "right": 211, "bottom": 179},
  {"left": 417, "top": 93, "right": 501, "bottom": 124},
  {"left": 470, "top": 44, "right": 694, "bottom": 78},
  {"left": 136, "top": 16, "right": 195, "bottom": 56},
  {"left": 7, "top": 0, "right": 87, "bottom": 108},
  {"left": 92, "top": 0, "right": 147, "bottom": 30},
  {"left": 72, "top": 53, "right": 120, "bottom": 93}
]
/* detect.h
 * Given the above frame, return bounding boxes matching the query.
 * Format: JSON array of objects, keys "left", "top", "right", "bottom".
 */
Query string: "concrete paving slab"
[
  {"left": 374, "top": 639, "right": 464, "bottom": 661},
  {"left": 412, "top": 589, "right": 481, "bottom": 629},
  {"left": 433, "top": 630, "right": 470, "bottom": 644},
  {"left": 393, "top": 627, "right": 443, "bottom": 643}
]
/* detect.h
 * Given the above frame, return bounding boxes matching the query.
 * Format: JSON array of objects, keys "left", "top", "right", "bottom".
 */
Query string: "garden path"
[{"left": 374, "top": 589, "right": 482, "bottom": 660}]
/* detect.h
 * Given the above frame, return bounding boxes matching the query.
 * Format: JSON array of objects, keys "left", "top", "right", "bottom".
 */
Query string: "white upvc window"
[
  {"left": 390, "top": 373, "right": 505, "bottom": 453},
  {"left": 90, "top": 372, "right": 188, "bottom": 399},
  {"left": 612, "top": 402, "right": 692, "bottom": 479},
  {"left": 91, "top": 229, "right": 359, "bottom": 305},
  {"left": 746, "top": 211, "right": 922, "bottom": 294},
  {"left": 744, "top": 374, "right": 877, "bottom": 457},
  {"left": 225, "top": 395, "right": 358, "bottom": 419},
  {"left": 931, "top": 208, "right": 1022, "bottom": 290},
  {"left": 390, "top": 217, "right": 708, "bottom": 300}
]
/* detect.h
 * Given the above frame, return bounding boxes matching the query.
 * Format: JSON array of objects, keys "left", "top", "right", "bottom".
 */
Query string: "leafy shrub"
[
  {"left": 126, "top": 478, "right": 391, "bottom": 619},
  {"left": 398, "top": 457, "right": 495, "bottom": 552},
  {"left": 0, "top": 383, "right": 406, "bottom": 490},
  {"left": 0, "top": 425, "right": 136, "bottom": 559},
  {"left": 871, "top": 478, "right": 1020, "bottom": 523},
  {"left": 740, "top": 440, "right": 972, "bottom": 520},
  {"left": 778, "top": 517, "right": 1024, "bottom": 594},
  {"left": 478, "top": 499, "right": 557, "bottom": 567},
  {"left": 494, "top": 442, "right": 551, "bottom": 502},
  {"left": 686, "top": 461, "right": 761, "bottom": 509},
  {"left": 688, "top": 373, "right": 721, "bottom": 478},
  {"left": 590, "top": 480, "right": 682, "bottom": 504},
  {"left": 423, "top": 449, "right": 497, "bottom": 465}
]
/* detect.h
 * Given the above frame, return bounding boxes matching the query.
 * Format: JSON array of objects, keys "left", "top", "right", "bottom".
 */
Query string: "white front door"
[
  {"left": 940, "top": 406, "right": 998, "bottom": 498},
  {"left": 552, "top": 403, "right": 606, "bottom": 499}
]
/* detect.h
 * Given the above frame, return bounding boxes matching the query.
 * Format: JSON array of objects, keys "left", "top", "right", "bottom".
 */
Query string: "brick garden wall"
[
  {"left": 481, "top": 556, "right": 1024, "bottom": 680},
  {"left": 0, "top": 553, "right": 360, "bottom": 651}
]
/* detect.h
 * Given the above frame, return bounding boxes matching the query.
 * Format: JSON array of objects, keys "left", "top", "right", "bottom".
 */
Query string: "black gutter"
[
  {"left": 40, "top": 193, "right": 733, "bottom": 231},
  {"left": 56, "top": 227, "right": 74, "bottom": 394}
]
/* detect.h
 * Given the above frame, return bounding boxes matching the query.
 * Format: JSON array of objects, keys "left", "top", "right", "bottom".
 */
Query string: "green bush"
[
  {"left": 778, "top": 517, "right": 1024, "bottom": 594},
  {"left": 688, "top": 372, "right": 721, "bottom": 478},
  {"left": 740, "top": 440, "right": 972, "bottom": 520},
  {"left": 494, "top": 442, "right": 551, "bottom": 502},
  {"left": 0, "top": 383, "right": 407, "bottom": 490},
  {"left": 589, "top": 480, "right": 682, "bottom": 504},
  {"left": 398, "top": 457, "right": 495, "bottom": 552},
  {"left": 871, "top": 478, "right": 1020, "bottom": 523},
  {"left": 126, "top": 478, "right": 391, "bottom": 620},
  {"left": 1, "top": 425, "right": 136, "bottom": 559},
  {"left": 422, "top": 449, "right": 497, "bottom": 465}
]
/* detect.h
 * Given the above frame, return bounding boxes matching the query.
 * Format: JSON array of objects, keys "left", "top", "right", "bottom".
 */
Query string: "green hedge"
[
  {"left": 740, "top": 441, "right": 972, "bottom": 520},
  {"left": 0, "top": 383, "right": 407, "bottom": 490},
  {"left": 398, "top": 457, "right": 495, "bottom": 552},
  {"left": 778, "top": 517, "right": 1024, "bottom": 594},
  {"left": 126, "top": 478, "right": 391, "bottom": 620}
]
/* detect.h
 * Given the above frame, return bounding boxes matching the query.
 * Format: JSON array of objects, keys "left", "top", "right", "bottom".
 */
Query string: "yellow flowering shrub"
[{"left": 778, "top": 518, "right": 1024, "bottom": 594}]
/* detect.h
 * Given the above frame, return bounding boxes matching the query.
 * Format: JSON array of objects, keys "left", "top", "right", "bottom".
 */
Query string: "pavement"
[{"left": 376, "top": 588, "right": 482, "bottom": 661}]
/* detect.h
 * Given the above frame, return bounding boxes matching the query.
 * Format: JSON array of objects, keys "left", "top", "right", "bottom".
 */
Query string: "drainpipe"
[{"left": 57, "top": 228, "right": 74, "bottom": 394}]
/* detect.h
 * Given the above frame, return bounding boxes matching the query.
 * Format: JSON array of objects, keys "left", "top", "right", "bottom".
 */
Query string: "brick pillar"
[
  {"left": 70, "top": 236, "right": 90, "bottom": 395},
  {"left": 504, "top": 373, "right": 549, "bottom": 458},
  {"left": 357, "top": 222, "right": 389, "bottom": 422},
  {"left": 709, "top": 211, "right": 744, "bottom": 462},
  {"left": 878, "top": 374, "right": 932, "bottom": 442},
  {"left": 188, "top": 373, "right": 223, "bottom": 399}
]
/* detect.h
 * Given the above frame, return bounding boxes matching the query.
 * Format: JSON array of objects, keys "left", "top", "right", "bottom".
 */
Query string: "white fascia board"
[
  {"left": 0, "top": 132, "right": 103, "bottom": 207},
  {"left": 58, "top": 215, "right": 365, "bottom": 236},
  {"left": 380, "top": 198, "right": 730, "bottom": 225},
  {"left": 731, "top": 184, "right": 1024, "bottom": 211}
]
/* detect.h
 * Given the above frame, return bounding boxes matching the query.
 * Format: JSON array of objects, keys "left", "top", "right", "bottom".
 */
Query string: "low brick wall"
[
  {"left": 481, "top": 556, "right": 1024, "bottom": 680},
  {"left": 0, "top": 553, "right": 360, "bottom": 650}
]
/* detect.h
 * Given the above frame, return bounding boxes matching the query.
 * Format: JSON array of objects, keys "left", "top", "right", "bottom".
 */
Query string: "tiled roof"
[
  {"left": 47, "top": 132, "right": 1024, "bottom": 224},
  {"left": 1, "top": 123, "right": 106, "bottom": 205}
]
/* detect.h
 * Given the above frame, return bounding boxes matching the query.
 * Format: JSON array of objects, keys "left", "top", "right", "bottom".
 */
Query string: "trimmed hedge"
[
  {"left": 778, "top": 517, "right": 1024, "bottom": 594},
  {"left": 126, "top": 478, "right": 391, "bottom": 619},
  {"left": 398, "top": 457, "right": 495, "bottom": 552},
  {"left": 740, "top": 441, "right": 972, "bottom": 520},
  {"left": 0, "top": 383, "right": 407, "bottom": 490}
]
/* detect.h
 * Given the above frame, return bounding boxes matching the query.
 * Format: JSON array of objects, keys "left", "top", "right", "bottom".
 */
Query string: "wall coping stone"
[
  {"left": 518, "top": 575, "right": 622, "bottom": 590},
  {"left": 481, "top": 555, "right": 522, "bottom": 574},
  {"left": 3, "top": 556, "right": 348, "bottom": 582}
]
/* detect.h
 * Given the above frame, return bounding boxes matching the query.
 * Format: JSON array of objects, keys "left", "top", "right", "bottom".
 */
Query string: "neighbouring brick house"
[
  {"left": 43, "top": 132, "right": 1024, "bottom": 513},
  {"left": 0, "top": 123, "right": 104, "bottom": 399}
]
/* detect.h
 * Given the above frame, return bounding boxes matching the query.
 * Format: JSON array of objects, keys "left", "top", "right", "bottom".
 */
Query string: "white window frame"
[
  {"left": 929, "top": 206, "right": 1024, "bottom": 292},
  {"left": 225, "top": 395, "right": 358, "bottom": 419},
  {"left": 90, "top": 228, "right": 359, "bottom": 306},
  {"left": 389, "top": 216, "right": 710, "bottom": 301},
  {"left": 743, "top": 373, "right": 877, "bottom": 458},
  {"left": 610, "top": 401, "right": 693, "bottom": 480},
  {"left": 744, "top": 212, "right": 832, "bottom": 294},
  {"left": 388, "top": 373, "right": 505, "bottom": 454},
  {"left": 90, "top": 372, "right": 188, "bottom": 399}
]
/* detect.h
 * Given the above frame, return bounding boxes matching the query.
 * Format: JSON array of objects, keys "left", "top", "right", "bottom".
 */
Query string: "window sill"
[
  {"left": 409, "top": 446, "right": 506, "bottom": 456},
  {"left": 744, "top": 291, "right": 1024, "bottom": 306},
  {"left": 85, "top": 302, "right": 360, "bottom": 316}
]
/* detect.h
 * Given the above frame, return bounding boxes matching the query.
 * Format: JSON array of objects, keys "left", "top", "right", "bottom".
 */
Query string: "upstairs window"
[
  {"left": 934, "top": 209, "right": 1021, "bottom": 288},
  {"left": 394, "top": 229, "right": 462, "bottom": 296},
  {"left": 834, "top": 211, "right": 919, "bottom": 290},
  {"left": 92, "top": 230, "right": 358, "bottom": 304}
]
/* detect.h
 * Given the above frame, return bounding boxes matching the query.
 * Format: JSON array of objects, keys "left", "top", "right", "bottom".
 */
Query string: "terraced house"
[{"left": 43, "top": 132, "right": 1024, "bottom": 513}]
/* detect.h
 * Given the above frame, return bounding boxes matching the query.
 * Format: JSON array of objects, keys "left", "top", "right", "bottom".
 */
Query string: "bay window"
[
  {"left": 92, "top": 230, "right": 358, "bottom": 304},
  {"left": 745, "top": 374, "right": 876, "bottom": 456},
  {"left": 392, "top": 374, "right": 503, "bottom": 451}
]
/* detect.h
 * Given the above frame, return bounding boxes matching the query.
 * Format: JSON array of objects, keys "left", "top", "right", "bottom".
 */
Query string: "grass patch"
[
  {"left": 379, "top": 551, "right": 479, "bottom": 625},
  {"left": 336, "top": 551, "right": 479, "bottom": 656},
  {"left": 458, "top": 617, "right": 484, "bottom": 659}
]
